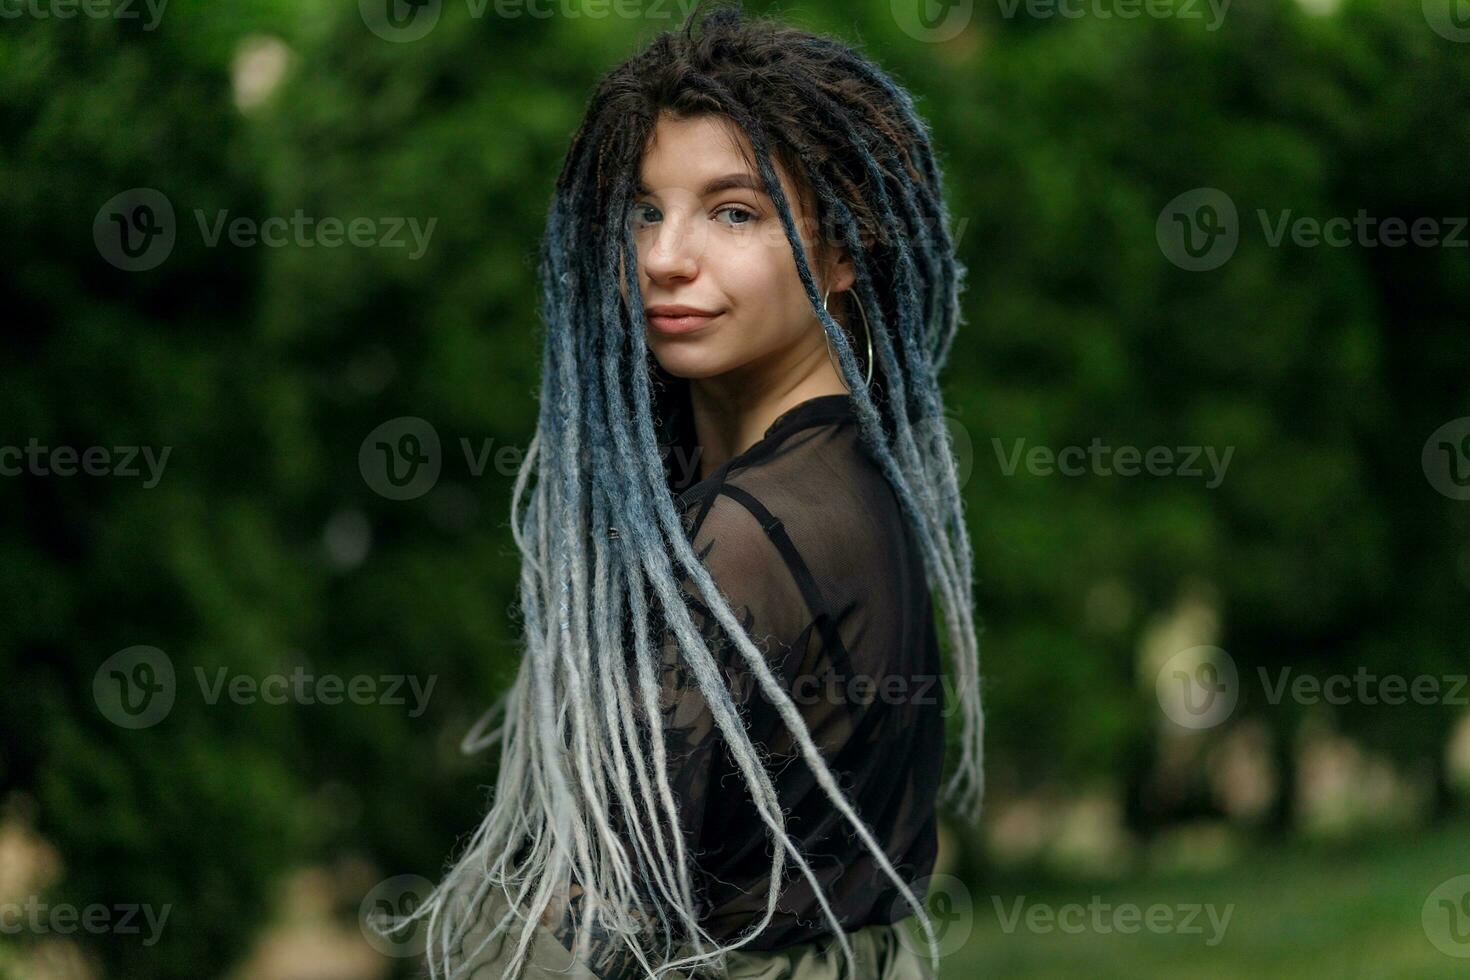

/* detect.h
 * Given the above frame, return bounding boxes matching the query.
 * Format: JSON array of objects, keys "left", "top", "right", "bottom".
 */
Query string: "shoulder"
[
  {"left": 682, "top": 484, "right": 785, "bottom": 578},
  {"left": 725, "top": 422, "right": 905, "bottom": 569},
  {"left": 681, "top": 456, "right": 904, "bottom": 625}
]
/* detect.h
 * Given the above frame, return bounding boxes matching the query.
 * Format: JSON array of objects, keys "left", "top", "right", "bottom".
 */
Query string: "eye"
[
  {"left": 630, "top": 203, "right": 660, "bottom": 227},
  {"left": 715, "top": 205, "right": 756, "bottom": 227}
]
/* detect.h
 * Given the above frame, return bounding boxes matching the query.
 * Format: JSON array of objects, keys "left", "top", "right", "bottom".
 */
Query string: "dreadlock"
[{"left": 410, "top": 3, "right": 983, "bottom": 977}]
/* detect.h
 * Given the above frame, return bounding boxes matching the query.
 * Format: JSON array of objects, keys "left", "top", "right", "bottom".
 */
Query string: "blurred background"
[{"left": 3, "top": 0, "right": 1469, "bottom": 976}]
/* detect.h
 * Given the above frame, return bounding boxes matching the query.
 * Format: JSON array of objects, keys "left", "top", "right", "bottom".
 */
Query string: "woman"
[{"left": 412, "top": 4, "right": 984, "bottom": 977}]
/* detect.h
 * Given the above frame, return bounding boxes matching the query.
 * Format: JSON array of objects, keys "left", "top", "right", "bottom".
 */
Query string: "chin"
[
  {"left": 648, "top": 355, "right": 730, "bottom": 381},
  {"left": 647, "top": 340, "right": 734, "bottom": 381}
]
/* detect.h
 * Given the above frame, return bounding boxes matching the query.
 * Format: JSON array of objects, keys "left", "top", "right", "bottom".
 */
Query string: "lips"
[{"left": 645, "top": 305, "right": 723, "bottom": 336}]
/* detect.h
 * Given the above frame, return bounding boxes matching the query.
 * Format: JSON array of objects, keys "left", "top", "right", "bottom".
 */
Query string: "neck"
[{"left": 688, "top": 332, "right": 847, "bottom": 481}]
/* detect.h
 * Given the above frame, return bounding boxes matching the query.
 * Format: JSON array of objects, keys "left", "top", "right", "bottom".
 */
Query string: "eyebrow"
[{"left": 634, "top": 172, "right": 768, "bottom": 197}]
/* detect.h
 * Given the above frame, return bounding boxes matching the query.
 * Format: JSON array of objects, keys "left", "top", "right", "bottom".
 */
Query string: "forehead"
[{"left": 636, "top": 113, "right": 798, "bottom": 202}]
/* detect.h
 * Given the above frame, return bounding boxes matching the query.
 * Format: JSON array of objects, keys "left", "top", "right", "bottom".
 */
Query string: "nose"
[{"left": 637, "top": 205, "right": 705, "bottom": 286}]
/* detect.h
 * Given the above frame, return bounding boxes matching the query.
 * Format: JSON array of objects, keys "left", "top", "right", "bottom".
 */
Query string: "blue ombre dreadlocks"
[{"left": 411, "top": 4, "right": 983, "bottom": 977}]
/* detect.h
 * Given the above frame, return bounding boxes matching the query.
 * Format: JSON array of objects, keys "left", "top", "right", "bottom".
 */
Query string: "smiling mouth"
[{"left": 646, "top": 311, "right": 723, "bottom": 335}]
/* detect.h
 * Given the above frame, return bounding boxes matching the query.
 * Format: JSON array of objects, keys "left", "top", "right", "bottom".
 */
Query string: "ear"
[{"left": 824, "top": 249, "right": 856, "bottom": 295}]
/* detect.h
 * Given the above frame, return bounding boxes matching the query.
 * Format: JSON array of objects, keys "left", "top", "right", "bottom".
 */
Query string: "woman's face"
[{"left": 624, "top": 113, "right": 852, "bottom": 383}]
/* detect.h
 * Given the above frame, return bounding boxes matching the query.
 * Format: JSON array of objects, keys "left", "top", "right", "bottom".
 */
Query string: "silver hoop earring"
[{"left": 821, "top": 286, "right": 875, "bottom": 390}]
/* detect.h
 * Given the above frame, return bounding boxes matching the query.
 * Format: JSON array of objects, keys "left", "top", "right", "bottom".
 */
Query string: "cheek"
[{"left": 725, "top": 238, "right": 810, "bottom": 327}]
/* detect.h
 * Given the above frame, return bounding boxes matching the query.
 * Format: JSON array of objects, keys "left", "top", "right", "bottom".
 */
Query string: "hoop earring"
[{"left": 821, "top": 286, "right": 876, "bottom": 390}]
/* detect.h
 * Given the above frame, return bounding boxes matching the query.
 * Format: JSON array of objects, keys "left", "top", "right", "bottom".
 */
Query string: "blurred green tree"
[{"left": 1, "top": 2, "right": 1466, "bottom": 977}]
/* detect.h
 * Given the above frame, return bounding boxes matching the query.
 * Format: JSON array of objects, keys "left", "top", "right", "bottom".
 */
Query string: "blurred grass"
[{"left": 937, "top": 821, "right": 1470, "bottom": 979}]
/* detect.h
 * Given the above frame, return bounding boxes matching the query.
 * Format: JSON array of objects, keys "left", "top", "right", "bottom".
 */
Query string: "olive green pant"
[
  {"left": 713, "top": 921, "right": 936, "bottom": 979},
  {"left": 457, "top": 888, "right": 936, "bottom": 979}
]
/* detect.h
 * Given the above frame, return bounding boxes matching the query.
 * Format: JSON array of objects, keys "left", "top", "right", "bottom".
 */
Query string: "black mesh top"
[{"left": 636, "top": 387, "right": 946, "bottom": 952}]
